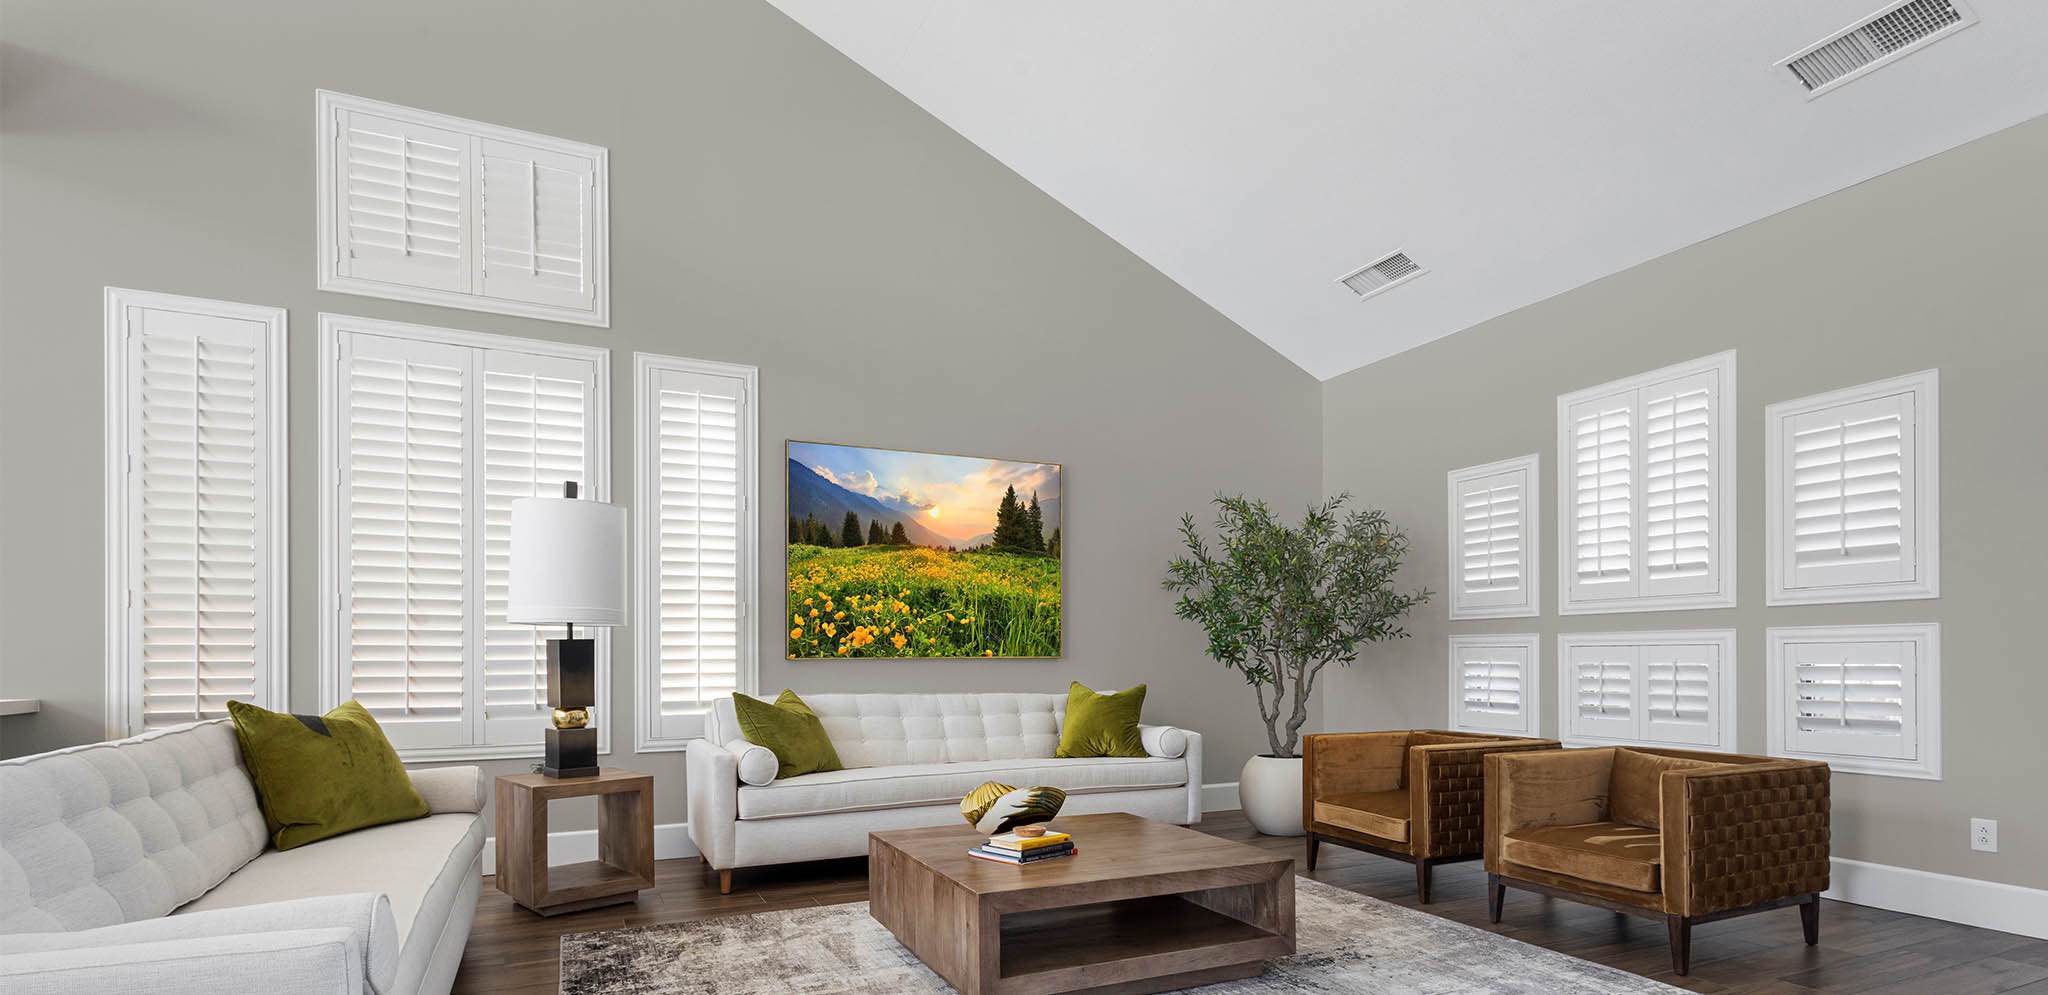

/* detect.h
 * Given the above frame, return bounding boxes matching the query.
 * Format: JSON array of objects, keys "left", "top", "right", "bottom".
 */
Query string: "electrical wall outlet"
[{"left": 1970, "top": 818, "right": 1998, "bottom": 853}]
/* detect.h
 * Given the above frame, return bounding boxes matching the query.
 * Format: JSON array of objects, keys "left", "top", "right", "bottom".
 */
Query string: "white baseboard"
[
  {"left": 480, "top": 821, "right": 696, "bottom": 874},
  {"left": 1824, "top": 857, "right": 2048, "bottom": 939},
  {"left": 1201, "top": 781, "right": 1240, "bottom": 813}
]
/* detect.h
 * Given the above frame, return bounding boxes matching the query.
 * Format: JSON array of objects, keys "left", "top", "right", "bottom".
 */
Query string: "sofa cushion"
[
  {"left": 226, "top": 699, "right": 429, "bottom": 850},
  {"left": 0, "top": 720, "right": 268, "bottom": 933},
  {"left": 737, "top": 757, "right": 1186, "bottom": 820},
  {"left": 732, "top": 691, "right": 844, "bottom": 779},
  {"left": 1313, "top": 789, "right": 1410, "bottom": 843},
  {"left": 178, "top": 812, "right": 483, "bottom": 995},
  {"left": 711, "top": 693, "right": 1067, "bottom": 768},
  {"left": 1502, "top": 820, "right": 1662, "bottom": 893},
  {"left": 1609, "top": 749, "right": 1728, "bottom": 829},
  {"left": 1055, "top": 683, "right": 1148, "bottom": 758}
]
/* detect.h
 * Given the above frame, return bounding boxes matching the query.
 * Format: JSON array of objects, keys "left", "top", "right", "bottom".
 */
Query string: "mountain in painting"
[{"left": 787, "top": 458, "right": 953, "bottom": 547}]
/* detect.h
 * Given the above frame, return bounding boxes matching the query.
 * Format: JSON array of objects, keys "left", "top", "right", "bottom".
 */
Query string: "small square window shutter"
[
  {"left": 1789, "top": 639, "right": 1913, "bottom": 761},
  {"left": 336, "top": 110, "right": 470, "bottom": 293},
  {"left": 652, "top": 369, "right": 745, "bottom": 741},
  {"left": 478, "top": 138, "right": 596, "bottom": 312},
  {"left": 1571, "top": 645, "right": 1636, "bottom": 741},
  {"left": 1643, "top": 643, "right": 1718, "bottom": 746},
  {"left": 129, "top": 311, "right": 274, "bottom": 730},
  {"left": 1450, "top": 461, "right": 1535, "bottom": 616},
  {"left": 1457, "top": 651, "right": 1525, "bottom": 732},
  {"left": 1788, "top": 394, "right": 1913, "bottom": 590}
]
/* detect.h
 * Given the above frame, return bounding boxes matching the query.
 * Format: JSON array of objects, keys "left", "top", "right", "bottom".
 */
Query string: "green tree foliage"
[
  {"left": 1026, "top": 492, "right": 1046, "bottom": 553},
  {"left": 1047, "top": 527, "right": 1062, "bottom": 559},
  {"left": 789, "top": 515, "right": 801, "bottom": 544},
  {"left": 801, "top": 514, "right": 823, "bottom": 546},
  {"left": 841, "top": 512, "right": 864, "bottom": 547},
  {"left": 868, "top": 520, "right": 887, "bottom": 545},
  {"left": 991, "top": 486, "right": 1036, "bottom": 553},
  {"left": 889, "top": 521, "right": 909, "bottom": 545},
  {"left": 1163, "top": 493, "right": 1430, "bottom": 758}
]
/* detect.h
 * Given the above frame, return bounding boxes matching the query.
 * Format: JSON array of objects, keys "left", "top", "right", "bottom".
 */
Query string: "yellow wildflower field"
[{"left": 786, "top": 545, "right": 1061, "bottom": 658}]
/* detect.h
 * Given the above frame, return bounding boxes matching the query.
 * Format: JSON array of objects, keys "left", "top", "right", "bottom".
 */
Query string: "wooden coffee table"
[{"left": 868, "top": 812, "right": 1294, "bottom": 995}]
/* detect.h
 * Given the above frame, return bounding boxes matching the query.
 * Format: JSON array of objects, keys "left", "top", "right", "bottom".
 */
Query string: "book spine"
[{"left": 968, "top": 845, "right": 1074, "bottom": 864}]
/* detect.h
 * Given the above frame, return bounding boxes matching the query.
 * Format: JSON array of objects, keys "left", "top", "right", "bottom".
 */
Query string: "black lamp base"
[
  {"left": 544, "top": 635, "right": 599, "bottom": 778},
  {"left": 544, "top": 726, "right": 599, "bottom": 778}
]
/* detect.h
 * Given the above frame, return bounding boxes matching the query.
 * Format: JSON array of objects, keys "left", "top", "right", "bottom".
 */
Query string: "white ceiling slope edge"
[{"left": 768, "top": 1, "right": 2048, "bottom": 380}]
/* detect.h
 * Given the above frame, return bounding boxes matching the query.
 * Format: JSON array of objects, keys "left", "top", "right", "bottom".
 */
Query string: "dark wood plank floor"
[{"left": 455, "top": 810, "right": 2048, "bottom": 994}]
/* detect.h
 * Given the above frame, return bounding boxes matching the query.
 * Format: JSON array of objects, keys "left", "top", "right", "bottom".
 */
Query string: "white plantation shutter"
[
  {"left": 1448, "top": 635, "right": 1538, "bottom": 735},
  {"left": 1559, "top": 353, "right": 1733, "bottom": 613},
  {"left": 1768, "top": 624, "right": 1938, "bottom": 778},
  {"left": 1570, "top": 646, "right": 1636, "bottom": 741},
  {"left": 480, "top": 355, "right": 593, "bottom": 745},
  {"left": 335, "top": 110, "right": 468, "bottom": 293},
  {"left": 110, "top": 291, "right": 286, "bottom": 735},
  {"left": 1447, "top": 456, "right": 1538, "bottom": 618},
  {"left": 1560, "top": 631, "right": 1735, "bottom": 749},
  {"left": 479, "top": 139, "right": 595, "bottom": 312},
  {"left": 1768, "top": 372, "right": 1935, "bottom": 604},
  {"left": 325, "top": 315, "right": 608, "bottom": 757},
  {"left": 638, "top": 360, "right": 753, "bottom": 746},
  {"left": 1643, "top": 643, "right": 1718, "bottom": 746}
]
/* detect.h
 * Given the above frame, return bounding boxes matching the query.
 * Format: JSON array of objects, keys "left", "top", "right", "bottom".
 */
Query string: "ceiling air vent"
[
  {"left": 1782, "top": 0, "right": 1975, "bottom": 96},
  {"left": 1337, "top": 251, "right": 1424, "bottom": 301}
]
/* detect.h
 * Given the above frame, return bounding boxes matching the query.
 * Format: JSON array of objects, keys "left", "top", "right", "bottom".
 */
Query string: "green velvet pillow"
[
  {"left": 1056, "top": 682, "right": 1148, "bottom": 758},
  {"left": 226, "top": 699, "right": 429, "bottom": 850},
  {"left": 732, "top": 690, "right": 843, "bottom": 779}
]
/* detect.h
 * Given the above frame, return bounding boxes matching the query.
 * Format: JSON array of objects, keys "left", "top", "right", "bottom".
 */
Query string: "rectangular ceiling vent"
[
  {"left": 1782, "top": 0, "right": 1975, "bottom": 96},
  {"left": 1337, "top": 251, "right": 1424, "bottom": 301}
]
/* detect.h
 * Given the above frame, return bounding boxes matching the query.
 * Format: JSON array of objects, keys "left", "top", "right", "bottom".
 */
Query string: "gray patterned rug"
[{"left": 559, "top": 878, "right": 1678, "bottom": 994}]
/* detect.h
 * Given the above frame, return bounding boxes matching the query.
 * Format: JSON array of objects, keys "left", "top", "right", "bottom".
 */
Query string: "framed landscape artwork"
[{"left": 786, "top": 441, "right": 1062, "bottom": 659}]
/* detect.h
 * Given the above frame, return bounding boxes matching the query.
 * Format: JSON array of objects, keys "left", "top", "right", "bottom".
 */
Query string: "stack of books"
[{"left": 967, "top": 828, "right": 1075, "bottom": 865}]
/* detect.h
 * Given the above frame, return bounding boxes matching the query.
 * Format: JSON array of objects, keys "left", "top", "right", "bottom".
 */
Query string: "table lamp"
[{"left": 508, "top": 481, "right": 625, "bottom": 778}]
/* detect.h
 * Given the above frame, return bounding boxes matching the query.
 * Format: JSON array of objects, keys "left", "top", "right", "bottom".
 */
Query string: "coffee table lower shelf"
[{"left": 998, "top": 895, "right": 1288, "bottom": 992}]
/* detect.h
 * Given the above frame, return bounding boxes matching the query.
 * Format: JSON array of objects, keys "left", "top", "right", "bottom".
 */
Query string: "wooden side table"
[{"left": 494, "top": 768, "right": 655, "bottom": 916}]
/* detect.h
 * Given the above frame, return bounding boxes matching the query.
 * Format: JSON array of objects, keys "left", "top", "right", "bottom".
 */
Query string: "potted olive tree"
[{"left": 1164, "top": 493, "right": 1429, "bottom": 836}]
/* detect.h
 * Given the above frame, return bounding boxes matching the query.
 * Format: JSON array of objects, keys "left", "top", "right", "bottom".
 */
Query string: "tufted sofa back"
[
  {"left": 709, "top": 692, "right": 1067, "bottom": 768},
  {"left": 0, "top": 719, "right": 267, "bottom": 934}
]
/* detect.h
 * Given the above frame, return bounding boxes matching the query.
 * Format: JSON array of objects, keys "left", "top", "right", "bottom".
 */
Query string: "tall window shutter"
[
  {"left": 479, "top": 139, "right": 596, "bottom": 312},
  {"left": 336, "top": 110, "right": 469, "bottom": 293},
  {"left": 1767, "top": 372, "right": 1935, "bottom": 605},
  {"left": 1640, "top": 371, "right": 1718, "bottom": 597},
  {"left": 648, "top": 369, "right": 745, "bottom": 742},
  {"left": 1768, "top": 624, "right": 1937, "bottom": 778},
  {"left": 1568, "top": 393, "right": 1634, "bottom": 600},
  {"left": 1448, "top": 635, "right": 1538, "bottom": 735},
  {"left": 114, "top": 292, "right": 285, "bottom": 734},
  {"left": 1447, "top": 456, "right": 1538, "bottom": 618},
  {"left": 1561, "top": 631, "right": 1736, "bottom": 749},
  {"left": 480, "top": 355, "right": 592, "bottom": 745},
  {"left": 338, "top": 334, "right": 472, "bottom": 749}
]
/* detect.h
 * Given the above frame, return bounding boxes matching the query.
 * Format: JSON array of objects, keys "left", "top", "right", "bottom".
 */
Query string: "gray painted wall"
[
  {"left": 1323, "top": 115, "right": 2048, "bottom": 889},
  {"left": 0, "top": 0, "right": 1324, "bottom": 828}
]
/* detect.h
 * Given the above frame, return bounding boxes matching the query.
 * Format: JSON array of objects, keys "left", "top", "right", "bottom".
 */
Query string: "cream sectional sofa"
[
  {"left": 686, "top": 692, "right": 1201, "bottom": 891},
  {"left": 0, "top": 720, "right": 484, "bottom": 995}
]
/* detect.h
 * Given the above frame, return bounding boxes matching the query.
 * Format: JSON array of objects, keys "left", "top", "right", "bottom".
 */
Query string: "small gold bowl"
[
  {"left": 551, "top": 708, "right": 589, "bottom": 730},
  {"left": 1014, "top": 825, "right": 1047, "bottom": 838}
]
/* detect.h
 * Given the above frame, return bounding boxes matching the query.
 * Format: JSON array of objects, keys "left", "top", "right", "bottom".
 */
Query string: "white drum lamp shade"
[{"left": 508, "top": 496, "right": 627, "bottom": 626}]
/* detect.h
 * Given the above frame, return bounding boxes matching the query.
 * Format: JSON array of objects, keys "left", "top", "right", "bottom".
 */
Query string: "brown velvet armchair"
[
  {"left": 1301, "top": 729, "right": 1558, "bottom": 902},
  {"left": 1483, "top": 746, "right": 1831, "bottom": 975}
]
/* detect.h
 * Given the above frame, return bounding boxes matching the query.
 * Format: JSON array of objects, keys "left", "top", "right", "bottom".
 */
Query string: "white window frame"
[
  {"left": 1765, "top": 370, "right": 1938, "bottom": 606},
  {"left": 1766, "top": 623, "right": 1940, "bottom": 780},
  {"left": 316, "top": 313, "right": 611, "bottom": 762},
  {"left": 1556, "top": 629, "right": 1738, "bottom": 750},
  {"left": 315, "top": 90, "right": 610, "bottom": 327},
  {"left": 1447, "top": 455, "right": 1540, "bottom": 619},
  {"left": 1447, "top": 633, "right": 1542, "bottom": 736},
  {"left": 103, "top": 288, "right": 289, "bottom": 738},
  {"left": 633, "top": 352, "right": 759, "bottom": 751},
  {"left": 1557, "top": 351, "right": 1737, "bottom": 615}
]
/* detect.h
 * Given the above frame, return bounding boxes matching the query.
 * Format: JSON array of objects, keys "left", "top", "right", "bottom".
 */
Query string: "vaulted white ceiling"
[{"left": 768, "top": 1, "right": 2048, "bottom": 379}]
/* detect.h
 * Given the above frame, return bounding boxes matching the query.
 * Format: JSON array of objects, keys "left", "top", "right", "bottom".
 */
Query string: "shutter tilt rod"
[{"left": 562, "top": 478, "right": 580, "bottom": 644}]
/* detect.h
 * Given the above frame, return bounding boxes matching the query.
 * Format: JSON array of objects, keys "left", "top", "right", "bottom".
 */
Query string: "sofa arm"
[
  {"left": 409, "top": 765, "right": 485, "bottom": 814},
  {"left": 0, "top": 893, "right": 398, "bottom": 995},
  {"left": 1407, "top": 738, "right": 1559, "bottom": 858},
  {"left": 686, "top": 738, "right": 740, "bottom": 868},
  {"left": 1137, "top": 723, "right": 1188, "bottom": 759},
  {"left": 1660, "top": 761, "right": 1831, "bottom": 917},
  {"left": 0, "top": 927, "right": 366, "bottom": 995}
]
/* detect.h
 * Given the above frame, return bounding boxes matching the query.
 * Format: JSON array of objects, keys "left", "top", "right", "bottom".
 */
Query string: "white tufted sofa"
[
  {"left": 685, "top": 692, "right": 1201, "bottom": 891},
  {"left": 0, "top": 719, "right": 485, "bottom": 995}
]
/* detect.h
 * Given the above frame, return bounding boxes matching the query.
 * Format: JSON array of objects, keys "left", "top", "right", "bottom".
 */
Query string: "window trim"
[
  {"left": 103, "top": 288, "right": 290, "bottom": 739},
  {"left": 1447, "top": 633, "right": 1542, "bottom": 736},
  {"left": 1446, "top": 454, "right": 1540, "bottom": 619},
  {"left": 1555, "top": 629, "right": 1738, "bottom": 751},
  {"left": 1764, "top": 370, "right": 1939, "bottom": 606},
  {"left": 1555, "top": 350, "right": 1737, "bottom": 615},
  {"left": 631, "top": 352, "right": 760, "bottom": 752},
  {"left": 314, "top": 90, "right": 611, "bottom": 328},
  {"left": 1766, "top": 623, "right": 1941, "bottom": 780},
  {"left": 316, "top": 312, "right": 612, "bottom": 763}
]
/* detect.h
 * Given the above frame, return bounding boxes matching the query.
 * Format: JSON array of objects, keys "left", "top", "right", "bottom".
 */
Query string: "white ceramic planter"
[{"left": 1238, "top": 754, "right": 1305, "bottom": 836}]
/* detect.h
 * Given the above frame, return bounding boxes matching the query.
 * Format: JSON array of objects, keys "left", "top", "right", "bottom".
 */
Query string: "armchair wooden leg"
[
  {"left": 1415, "top": 860, "right": 1433, "bottom": 904},
  {"left": 718, "top": 869, "right": 733, "bottom": 895},
  {"left": 1801, "top": 894, "right": 1820, "bottom": 945},
  {"left": 1666, "top": 915, "right": 1692, "bottom": 976},
  {"left": 1487, "top": 875, "right": 1505, "bottom": 924},
  {"left": 1305, "top": 833, "right": 1320, "bottom": 870}
]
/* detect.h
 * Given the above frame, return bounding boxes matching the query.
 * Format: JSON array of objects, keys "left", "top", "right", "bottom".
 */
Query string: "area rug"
[{"left": 559, "top": 877, "right": 1679, "bottom": 994}]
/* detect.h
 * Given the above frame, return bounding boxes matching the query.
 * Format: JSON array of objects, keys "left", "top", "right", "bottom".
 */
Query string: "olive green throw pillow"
[
  {"left": 1055, "top": 682, "right": 1148, "bottom": 758},
  {"left": 732, "top": 690, "right": 843, "bottom": 779},
  {"left": 226, "top": 699, "right": 429, "bottom": 850}
]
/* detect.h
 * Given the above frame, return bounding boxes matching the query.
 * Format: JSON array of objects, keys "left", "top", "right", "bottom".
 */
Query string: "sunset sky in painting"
[{"left": 789, "top": 442, "right": 1060, "bottom": 543}]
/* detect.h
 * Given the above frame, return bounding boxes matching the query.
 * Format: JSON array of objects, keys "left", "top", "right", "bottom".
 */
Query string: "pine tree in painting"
[
  {"left": 868, "top": 520, "right": 886, "bottom": 545},
  {"left": 1026, "top": 491, "right": 1046, "bottom": 552},
  {"left": 890, "top": 521, "right": 909, "bottom": 545},
  {"left": 841, "top": 512, "right": 863, "bottom": 547},
  {"left": 801, "top": 514, "right": 823, "bottom": 546},
  {"left": 992, "top": 486, "right": 1027, "bottom": 552},
  {"left": 1048, "top": 527, "right": 1062, "bottom": 559},
  {"left": 789, "top": 515, "right": 801, "bottom": 545}
]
